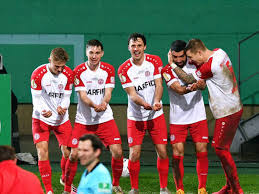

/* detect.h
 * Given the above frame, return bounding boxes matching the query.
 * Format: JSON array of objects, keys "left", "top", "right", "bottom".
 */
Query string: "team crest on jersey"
[
  {"left": 145, "top": 71, "right": 150, "bottom": 77},
  {"left": 31, "top": 79, "right": 37, "bottom": 89},
  {"left": 98, "top": 79, "right": 104, "bottom": 85},
  {"left": 128, "top": 137, "right": 133, "bottom": 144},
  {"left": 74, "top": 77, "right": 80, "bottom": 86},
  {"left": 58, "top": 84, "right": 64, "bottom": 90},
  {"left": 72, "top": 138, "right": 78, "bottom": 145},
  {"left": 110, "top": 76, "right": 115, "bottom": 84},
  {"left": 119, "top": 73, "right": 126, "bottom": 83},
  {"left": 163, "top": 72, "right": 171, "bottom": 81},
  {"left": 34, "top": 133, "right": 40, "bottom": 140}
]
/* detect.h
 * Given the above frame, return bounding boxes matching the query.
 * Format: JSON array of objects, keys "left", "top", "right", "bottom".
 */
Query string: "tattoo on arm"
[{"left": 173, "top": 67, "right": 197, "bottom": 84}]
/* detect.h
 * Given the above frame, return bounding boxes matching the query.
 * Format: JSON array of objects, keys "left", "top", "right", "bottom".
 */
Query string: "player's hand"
[
  {"left": 42, "top": 110, "right": 52, "bottom": 118},
  {"left": 143, "top": 102, "right": 152, "bottom": 110},
  {"left": 57, "top": 106, "right": 67, "bottom": 115},
  {"left": 153, "top": 102, "right": 162, "bottom": 111},
  {"left": 168, "top": 49, "right": 173, "bottom": 65},
  {"left": 94, "top": 102, "right": 107, "bottom": 112}
]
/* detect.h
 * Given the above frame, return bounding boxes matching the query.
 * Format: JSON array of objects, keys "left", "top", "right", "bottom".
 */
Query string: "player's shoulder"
[
  {"left": 100, "top": 62, "right": 115, "bottom": 72},
  {"left": 63, "top": 66, "right": 74, "bottom": 77},
  {"left": 31, "top": 64, "right": 48, "bottom": 79},
  {"left": 118, "top": 58, "right": 132, "bottom": 73},
  {"left": 145, "top": 54, "right": 162, "bottom": 64},
  {"left": 161, "top": 64, "right": 171, "bottom": 73},
  {"left": 73, "top": 62, "right": 87, "bottom": 74}
]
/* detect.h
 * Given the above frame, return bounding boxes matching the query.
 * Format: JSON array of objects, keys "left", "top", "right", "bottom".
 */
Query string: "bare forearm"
[
  {"left": 173, "top": 66, "right": 197, "bottom": 84},
  {"left": 154, "top": 85, "right": 163, "bottom": 103},
  {"left": 130, "top": 94, "right": 147, "bottom": 107},
  {"left": 79, "top": 92, "right": 96, "bottom": 108}
]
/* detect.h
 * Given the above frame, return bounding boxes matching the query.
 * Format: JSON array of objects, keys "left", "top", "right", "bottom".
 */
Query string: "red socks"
[
  {"left": 64, "top": 160, "right": 78, "bottom": 192},
  {"left": 196, "top": 152, "right": 208, "bottom": 189},
  {"left": 60, "top": 156, "right": 67, "bottom": 182},
  {"left": 128, "top": 160, "right": 140, "bottom": 189},
  {"left": 172, "top": 155, "right": 184, "bottom": 190},
  {"left": 111, "top": 157, "right": 123, "bottom": 186},
  {"left": 215, "top": 148, "right": 242, "bottom": 193},
  {"left": 157, "top": 157, "right": 169, "bottom": 188},
  {"left": 38, "top": 160, "right": 53, "bottom": 192}
]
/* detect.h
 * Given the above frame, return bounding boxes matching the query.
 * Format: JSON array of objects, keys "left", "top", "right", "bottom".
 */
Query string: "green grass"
[{"left": 33, "top": 172, "right": 259, "bottom": 193}]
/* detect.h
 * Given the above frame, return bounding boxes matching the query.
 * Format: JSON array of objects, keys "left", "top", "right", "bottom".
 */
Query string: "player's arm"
[
  {"left": 168, "top": 50, "right": 197, "bottom": 84},
  {"left": 169, "top": 81, "right": 192, "bottom": 95},
  {"left": 78, "top": 90, "right": 97, "bottom": 109},
  {"left": 95, "top": 87, "right": 113, "bottom": 112},
  {"left": 124, "top": 86, "right": 152, "bottom": 110},
  {"left": 153, "top": 78, "right": 163, "bottom": 111}
]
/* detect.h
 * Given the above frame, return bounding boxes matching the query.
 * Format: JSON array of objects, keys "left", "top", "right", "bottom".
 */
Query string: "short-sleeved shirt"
[
  {"left": 161, "top": 62, "right": 206, "bottom": 124},
  {"left": 118, "top": 54, "right": 164, "bottom": 121},
  {"left": 77, "top": 162, "right": 112, "bottom": 194},
  {"left": 192, "top": 49, "right": 242, "bottom": 119},
  {"left": 0, "top": 160, "right": 44, "bottom": 194},
  {"left": 31, "top": 63, "right": 74, "bottom": 126},
  {"left": 74, "top": 62, "right": 115, "bottom": 125}
]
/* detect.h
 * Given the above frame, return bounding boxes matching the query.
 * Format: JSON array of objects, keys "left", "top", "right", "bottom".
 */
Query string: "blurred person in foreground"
[
  {"left": 77, "top": 134, "right": 112, "bottom": 194},
  {"left": 0, "top": 145, "right": 44, "bottom": 194}
]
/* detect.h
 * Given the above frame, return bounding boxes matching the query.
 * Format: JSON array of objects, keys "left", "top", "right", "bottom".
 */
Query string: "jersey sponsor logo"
[
  {"left": 119, "top": 73, "right": 126, "bottom": 83},
  {"left": 86, "top": 88, "right": 105, "bottom": 95},
  {"left": 145, "top": 71, "right": 150, "bottom": 77},
  {"left": 98, "top": 182, "right": 111, "bottom": 192},
  {"left": 72, "top": 138, "right": 78, "bottom": 145},
  {"left": 46, "top": 91, "right": 64, "bottom": 98},
  {"left": 128, "top": 137, "right": 133, "bottom": 144},
  {"left": 74, "top": 77, "right": 80, "bottom": 86},
  {"left": 163, "top": 72, "right": 171, "bottom": 81},
  {"left": 34, "top": 133, "right": 40, "bottom": 140},
  {"left": 31, "top": 79, "right": 37, "bottom": 89},
  {"left": 135, "top": 80, "right": 155, "bottom": 91},
  {"left": 110, "top": 76, "right": 115, "bottom": 84},
  {"left": 98, "top": 79, "right": 104, "bottom": 85}
]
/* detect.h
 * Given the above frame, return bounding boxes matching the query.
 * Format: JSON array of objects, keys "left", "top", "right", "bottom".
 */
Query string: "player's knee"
[
  {"left": 69, "top": 148, "right": 78, "bottom": 162},
  {"left": 129, "top": 151, "right": 140, "bottom": 162}
]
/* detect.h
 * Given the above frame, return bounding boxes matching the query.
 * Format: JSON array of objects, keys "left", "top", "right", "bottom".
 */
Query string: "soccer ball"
[{"left": 121, "top": 158, "right": 129, "bottom": 177}]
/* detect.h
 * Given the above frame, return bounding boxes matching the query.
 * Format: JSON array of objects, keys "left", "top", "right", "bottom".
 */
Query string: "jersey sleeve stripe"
[{"left": 122, "top": 83, "right": 134, "bottom": 88}]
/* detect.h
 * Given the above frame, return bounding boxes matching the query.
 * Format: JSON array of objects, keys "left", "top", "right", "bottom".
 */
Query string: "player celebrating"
[
  {"left": 162, "top": 40, "right": 209, "bottom": 194},
  {"left": 30, "top": 48, "right": 74, "bottom": 194},
  {"left": 170, "top": 39, "right": 244, "bottom": 194},
  {"left": 69, "top": 39, "right": 124, "bottom": 194},
  {"left": 118, "top": 33, "right": 170, "bottom": 194}
]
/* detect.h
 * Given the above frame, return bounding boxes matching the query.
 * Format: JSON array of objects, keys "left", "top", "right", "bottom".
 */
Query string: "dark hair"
[
  {"left": 0, "top": 145, "right": 16, "bottom": 162},
  {"left": 185, "top": 39, "right": 206, "bottom": 54},
  {"left": 79, "top": 134, "right": 103, "bottom": 152},
  {"left": 50, "top": 48, "right": 69, "bottom": 62},
  {"left": 86, "top": 39, "right": 104, "bottom": 51},
  {"left": 171, "top": 40, "right": 187, "bottom": 52},
  {"left": 128, "top": 33, "right": 146, "bottom": 46}
]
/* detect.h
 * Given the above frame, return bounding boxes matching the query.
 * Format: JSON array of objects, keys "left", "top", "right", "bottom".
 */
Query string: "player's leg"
[
  {"left": 190, "top": 120, "right": 209, "bottom": 193},
  {"left": 171, "top": 143, "right": 185, "bottom": 193},
  {"left": 95, "top": 119, "right": 124, "bottom": 193},
  {"left": 127, "top": 119, "right": 146, "bottom": 192},
  {"left": 32, "top": 119, "right": 53, "bottom": 193},
  {"left": 212, "top": 109, "right": 243, "bottom": 194},
  {"left": 55, "top": 120, "right": 79, "bottom": 193},
  {"left": 149, "top": 114, "right": 170, "bottom": 192},
  {"left": 169, "top": 122, "right": 189, "bottom": 193}
]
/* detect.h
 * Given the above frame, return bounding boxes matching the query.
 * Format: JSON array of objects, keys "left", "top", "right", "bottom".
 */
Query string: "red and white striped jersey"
[
  {"left": 74, "top": 62, "right": 115, "bottom": 125},
  {"left": 118, "top": 54, "right": 164, "bottom": 121},
  {"left": 162, "top": 62, "right": 206, "bottom": 124},
  {"left": 30, "top": 63, "right": 73, "bottom": 126},
  {"left": 193, "top": 48, "right": 242, "bottom": 119}
]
